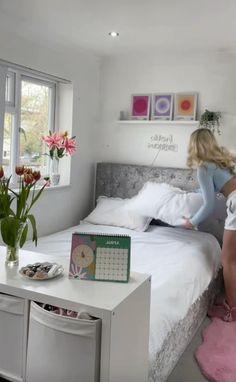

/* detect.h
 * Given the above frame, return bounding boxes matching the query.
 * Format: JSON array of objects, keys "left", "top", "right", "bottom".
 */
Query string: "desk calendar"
[{"left": 69, "top": 233, "right": 131, "bottom": 282}]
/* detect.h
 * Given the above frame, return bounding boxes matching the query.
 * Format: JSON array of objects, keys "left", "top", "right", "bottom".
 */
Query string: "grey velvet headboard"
[
  {"left": 95, "top": 162, "right": 227, "bottom": 245},
  {"left": 95, "top": 162, "right": 198, "bottom": 200}
]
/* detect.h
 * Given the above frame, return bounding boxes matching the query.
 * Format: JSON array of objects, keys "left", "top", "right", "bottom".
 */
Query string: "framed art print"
[
  {"left": 130, "top": 94, "right": 151, "bottom": 120},
  {"left": 151, "top": 93, "right": 173, "bottom": 120},
  {"left": 174, "top": 93, "right": 198, "bottom": 120}
]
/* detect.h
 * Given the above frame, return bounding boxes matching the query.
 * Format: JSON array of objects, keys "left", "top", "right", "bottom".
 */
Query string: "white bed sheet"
[{"left": 24, "top": 223, "right": 221, "bottom": 362}]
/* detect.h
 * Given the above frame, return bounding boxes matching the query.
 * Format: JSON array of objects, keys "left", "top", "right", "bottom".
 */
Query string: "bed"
[{"left": 24, "top": 163, "right": 224, "bottom": 382}]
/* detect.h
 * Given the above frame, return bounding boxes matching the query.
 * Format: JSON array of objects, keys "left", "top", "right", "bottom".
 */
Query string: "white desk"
[{"left": 0, "top": 247, "right": 151, "bottom": 382}]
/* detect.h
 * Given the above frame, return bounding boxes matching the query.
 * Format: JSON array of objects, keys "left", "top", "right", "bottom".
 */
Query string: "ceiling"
[{"left": 1, "top": 0, "right": 236, "bottom": 58}]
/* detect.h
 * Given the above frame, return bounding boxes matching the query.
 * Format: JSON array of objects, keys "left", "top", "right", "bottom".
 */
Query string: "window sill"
[
  {"left": 10, "top": 183, "right": 71, "bottom": 193},
  {"left": 43, "top": 184, "right": 71, "bottom": 192}
]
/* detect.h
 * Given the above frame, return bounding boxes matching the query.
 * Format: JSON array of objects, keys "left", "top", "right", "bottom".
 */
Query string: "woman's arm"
[{"left": 189, "top": 165, "right": 216, "bottom": 226}]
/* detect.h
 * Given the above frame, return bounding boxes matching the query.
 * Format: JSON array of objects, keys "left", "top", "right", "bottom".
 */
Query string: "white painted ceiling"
[{"left": 0, "top": 0, "right": 236, "bottom": 58}]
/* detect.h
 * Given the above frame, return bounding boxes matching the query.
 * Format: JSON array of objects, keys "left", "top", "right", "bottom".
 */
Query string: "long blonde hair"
[{"left": 187, "top": 128, "right": 236, "bottom": 174}]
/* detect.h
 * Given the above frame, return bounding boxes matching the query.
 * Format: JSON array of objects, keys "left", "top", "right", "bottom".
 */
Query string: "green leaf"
[
  {"left": 27, "top": 184, "right": 46, "bottom": 213},
  {"left": 57, "top": 148, "right": 64, "bottom": 158},
  {"left": 27, "top": 214, "right": 38, "bottom": 245},
  {"left": 1, "top": 217, "right": 21, "bottom": 247},
  {"left": 20, "top": 224, "right": 28, "bottom": 248},
  {"left": 8, "top": 188, "right": 19, "bottom": 197}
]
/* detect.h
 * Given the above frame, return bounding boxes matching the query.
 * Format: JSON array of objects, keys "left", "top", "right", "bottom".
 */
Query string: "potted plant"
[
  {"left": 0, "top": 166, "right": 46, "bottom": 266},
  {"left": 199, "top": 109, "right": 222, "bottom": 135}
]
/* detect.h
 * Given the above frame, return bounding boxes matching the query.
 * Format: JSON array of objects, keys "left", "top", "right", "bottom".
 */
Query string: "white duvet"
[{"left": 24, "top": 223, "right": 221, "bottom": 362}]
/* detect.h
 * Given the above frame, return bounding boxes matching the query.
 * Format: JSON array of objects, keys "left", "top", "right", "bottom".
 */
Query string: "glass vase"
[
  {"left": 6, "top": 244, "right": 19, "bottom": 266},
  {"left": 50, "top": 157, "right": 60, "bottom": 186},
  {"left": 5, "top": 222, "right": 25, "bottom": 267}
]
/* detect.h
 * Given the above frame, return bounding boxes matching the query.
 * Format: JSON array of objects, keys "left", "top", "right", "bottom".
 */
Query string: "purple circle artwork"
[{"left": 154, "top": 95, "right": 171, "bottom": 117}]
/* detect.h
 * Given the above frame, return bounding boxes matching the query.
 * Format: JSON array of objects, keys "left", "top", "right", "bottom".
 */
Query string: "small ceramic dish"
[{"left": 19, "top": 262, "right": 64, "bottom": 280}]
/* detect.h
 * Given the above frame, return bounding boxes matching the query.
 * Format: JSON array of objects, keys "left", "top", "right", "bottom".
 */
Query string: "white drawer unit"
[
  {"left": 0, "top": 247, "right": 151, "bottom": 382},
  {"left": 0, "top": 293, "right": 28, "bottom": 382}
]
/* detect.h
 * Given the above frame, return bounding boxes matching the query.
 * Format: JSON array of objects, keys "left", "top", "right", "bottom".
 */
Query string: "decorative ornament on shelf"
[
  {"left": 199, "top": 109, "right": 222, "bottom": 135},
  {"left": 42, "top": 131, "right": 76, "bottom": 186},
  {"left": 0, "top": 166, "right": 46, "bottom": 266}
]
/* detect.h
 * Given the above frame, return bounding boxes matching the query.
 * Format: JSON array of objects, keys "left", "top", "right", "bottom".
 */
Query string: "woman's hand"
[{"left": 182, "top": 217, "right": 195, "bottom": 230}]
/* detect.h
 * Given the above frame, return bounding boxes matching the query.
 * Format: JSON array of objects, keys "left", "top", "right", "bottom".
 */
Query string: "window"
[
  {"left": 19, "top": 77, "right": 55, "bottom": 171},
  {"left": 0, "top": 61, "right": 73, "bottom": 187},
  {"left": 3, "top": 68, "right": 56, "bottom": 182}
]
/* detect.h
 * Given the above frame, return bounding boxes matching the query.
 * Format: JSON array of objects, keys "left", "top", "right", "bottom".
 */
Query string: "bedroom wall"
[
  {"left": 98, "top": 51, "right": 236, "bottom": 168},
  {"left": 0, "top": 30, "right": 101, "bottom": 236}
]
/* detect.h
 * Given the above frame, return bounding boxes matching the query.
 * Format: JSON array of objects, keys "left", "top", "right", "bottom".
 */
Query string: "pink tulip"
[
  {"left": 24, "top": 168, "right": 33, "bottom": 175},
  {"left": 15, "top": 166, "right": 25, "bottom": 176},
  {"left": 61, "top": 137, "right": 76, "bottom": 155},
  {"left": 32, "top": 171, "right": 41, "bottom": 181},
  {"left": 24, "top": 173, "right": 34, "bottom": 185},
  {"left": 42, "top": 132, "right": 62, "bottom": 149}
]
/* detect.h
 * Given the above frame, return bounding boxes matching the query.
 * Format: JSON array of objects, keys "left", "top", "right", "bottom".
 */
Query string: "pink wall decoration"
[{"left": 131, "top": 94, "right": 151, "bottom": 120}]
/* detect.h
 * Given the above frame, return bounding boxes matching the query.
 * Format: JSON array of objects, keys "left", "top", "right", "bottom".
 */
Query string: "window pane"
[
  {"left": 3, "top": 113, "right": 13, "bottom": 177},
  {"left": 20, "top": 79, "right": 52, "bottom": 174}
]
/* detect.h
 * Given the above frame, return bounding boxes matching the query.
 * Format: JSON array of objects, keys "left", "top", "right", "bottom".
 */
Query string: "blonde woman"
[{"left": 183, "top": 128, "right": 236, "bottom": 321}]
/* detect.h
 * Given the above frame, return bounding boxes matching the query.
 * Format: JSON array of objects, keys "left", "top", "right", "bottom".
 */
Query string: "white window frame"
[
  {"left": 4, "top": 67, "right": 57, "bottom": 185},
  {"left": 5, "top": 71, "right": 15, "bottom": 108}
]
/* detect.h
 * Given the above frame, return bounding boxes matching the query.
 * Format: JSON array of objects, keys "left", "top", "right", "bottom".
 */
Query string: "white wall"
[
  {"left": 98, "top": 51, "right": 236, "bottom": 168},
  {"left": 0, "top": 30, "right": 101, "bottom": 237}
]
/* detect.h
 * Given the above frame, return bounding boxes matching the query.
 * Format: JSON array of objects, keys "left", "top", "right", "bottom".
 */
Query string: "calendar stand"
[
  {"left": 0, "top": 247, "right": 151, "bottom": 382},
  {"left": 69, "top": 233, "right": 131, "bottom": 282}
]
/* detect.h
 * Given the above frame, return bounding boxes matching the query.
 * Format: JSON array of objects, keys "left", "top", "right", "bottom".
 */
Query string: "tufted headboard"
[
  {"left": 95, "top": 162, "right": 198, "bottom": 199},
  {"left": 95, "top": 162, "right": 226, "bottom": 244}
]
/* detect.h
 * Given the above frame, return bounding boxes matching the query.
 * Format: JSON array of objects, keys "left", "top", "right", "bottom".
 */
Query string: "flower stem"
[{"left": 6, "top": 245, "right": 19, "bottom": 263}]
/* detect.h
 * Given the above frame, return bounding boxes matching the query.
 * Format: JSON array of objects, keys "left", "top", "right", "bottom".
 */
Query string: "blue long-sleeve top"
[{"left": 190, "top": 162, "right": 234, "bottom": 226}]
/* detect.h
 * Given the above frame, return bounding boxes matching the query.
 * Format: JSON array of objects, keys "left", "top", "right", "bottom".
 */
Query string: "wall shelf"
[{"left": 117, "top": 120, "right": 199, "bottom": 125}]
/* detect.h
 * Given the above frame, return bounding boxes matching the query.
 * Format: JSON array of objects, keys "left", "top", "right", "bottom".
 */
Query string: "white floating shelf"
[{"left": 117, "top": 120, "right": 199, "bottom": 125}]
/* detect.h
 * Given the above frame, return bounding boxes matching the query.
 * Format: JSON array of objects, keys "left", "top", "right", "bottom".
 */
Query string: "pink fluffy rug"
[{"left": 195, "top": 318, "right": 236, "bottom": 382}]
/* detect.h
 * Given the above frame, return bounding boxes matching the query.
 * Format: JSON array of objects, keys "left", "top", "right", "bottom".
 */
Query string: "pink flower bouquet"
[{"left": 42, "top": 131, "right": 76, "bottom": 160}]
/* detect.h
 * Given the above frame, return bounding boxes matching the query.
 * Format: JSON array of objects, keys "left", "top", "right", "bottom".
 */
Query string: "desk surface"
[{"left": 0, "top": 247, "right": 150, "bottom": 314}]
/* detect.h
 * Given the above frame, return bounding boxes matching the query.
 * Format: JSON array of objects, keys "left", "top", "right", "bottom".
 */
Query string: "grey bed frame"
[{"left": 95, "top": 162, "right": 223, "bottom": 382}]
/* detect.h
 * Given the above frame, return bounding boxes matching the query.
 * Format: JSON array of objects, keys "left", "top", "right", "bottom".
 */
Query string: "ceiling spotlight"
[{"left": 109, "top": 31, "right": 119, "bottom": 37}]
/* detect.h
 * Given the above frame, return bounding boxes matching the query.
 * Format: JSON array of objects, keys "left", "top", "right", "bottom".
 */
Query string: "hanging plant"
[{"left": 199, "top": 109, "right": 222, "bottom": 135}]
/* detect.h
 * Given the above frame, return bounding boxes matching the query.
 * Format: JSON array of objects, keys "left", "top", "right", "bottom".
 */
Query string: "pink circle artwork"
[{"left": 132, "top": 96, "right": 149, "bottom": 116}]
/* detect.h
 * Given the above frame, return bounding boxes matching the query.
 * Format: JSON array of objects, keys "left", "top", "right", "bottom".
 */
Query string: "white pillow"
[
  {"left": 126, "top": 182, "right": 203, "bottom": 226},
  {"left": 158, "top": 189, "right": 203, "bottom": 226},
  {"left": 83, "top": 196, "right": 151, "bottom": 232}
]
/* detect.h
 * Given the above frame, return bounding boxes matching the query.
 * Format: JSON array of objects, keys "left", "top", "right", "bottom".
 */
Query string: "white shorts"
[{"left": 225, "top": 190, "right": 236, "bottom": 230}]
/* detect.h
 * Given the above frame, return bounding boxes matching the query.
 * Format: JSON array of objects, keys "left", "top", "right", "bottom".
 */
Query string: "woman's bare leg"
[{"left": 221, "top": 229, "right": 236, "bottom": 307}]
